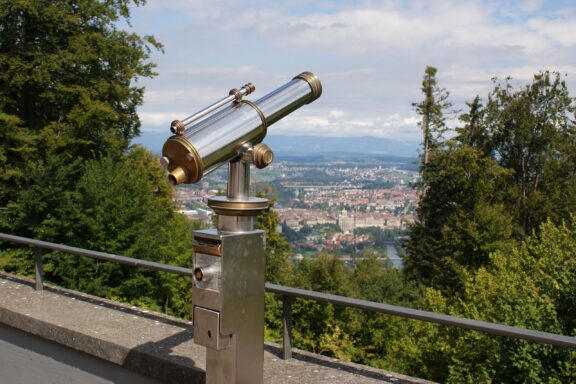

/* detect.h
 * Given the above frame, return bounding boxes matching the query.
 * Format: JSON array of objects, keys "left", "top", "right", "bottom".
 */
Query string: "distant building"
[
  {"left": 338, "top": 210, "right": 355, "bottom": 232},
  {"left": 338, "top": 210, "right": 390, "bottom": 231}
]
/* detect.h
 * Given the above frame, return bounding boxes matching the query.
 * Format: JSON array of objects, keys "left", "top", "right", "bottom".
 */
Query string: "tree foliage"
[
  {"left": 407, "top": 220, "right": 576, "bottom": 383},
  {"left": 405, "top": 146, "right": 515, "bottom": 292},
  {"left": 412, "top": 66, "right": 452, "bottom": 167},
  {"left": 2, "top": 147, "right": 195, "bottom": 316},
  {"left": 256, "top": 193, "right": 291, "bottom": 284},
  {"left": 2, "top": 12, "right": 576, "bottom": 382},
  {"left": 0, "top": 1, "right": 197, "bottom": 317},
  {"left": 483, "top": 72, "right": 576, "bottom": 235},
  {"left": 400, "top": 68, "right": 576, "bottom": 382},
  {"left": 406, "top": 69, "right": 576, "bottom": 294},
  {"left": 0, "top": 0, "right": 161, "bottom": 232}
]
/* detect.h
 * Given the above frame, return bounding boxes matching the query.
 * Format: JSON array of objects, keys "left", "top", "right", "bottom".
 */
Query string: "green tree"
[
  {"left": 11, "top": 147, "right": 194, "bottom": 316},
  {"left": 256, "top": 193, "right": 292, "bottom": 284},
  {"left": 286, "top": 253, "right": 361, "bottom": 357},
  {"left": 455, "top": 95, "right": 490, "bottom": 154},
  {"left": 255, "top": 192, "right": 295, "bottom": 341},
  {"left": 0, "top": 0, "right": 161, "bottom": 234},
  {"left": 0, "top": 1, "right": 198, "bottom": 315},
  {"left": 349, "top": 253, "right": 423, "bottom": 368},
  {"left": 520, "top": 219, "right": 576, "bottom": 334},
  {"left": 483, "top": 71, "right": 576, "bottom": 235},
  {"left": 407, "top": 220, "right": 576, "bottom": 383},
  {"left": 404, "top": 146, "right": 514, "bottom": 292},
  {"left": 406, "top": 70, "right": 576, "bottom": 293},
  {"left": 412, "top": 66, "right": 452, "bottom": 167}
]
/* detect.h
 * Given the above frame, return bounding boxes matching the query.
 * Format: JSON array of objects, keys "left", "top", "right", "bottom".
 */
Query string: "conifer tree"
[
  {"left": 0, "top": 0, "right": 161, "bottom": 236},
  {"left": 412, "top": 66, "right": 451, "bottom": 167}
]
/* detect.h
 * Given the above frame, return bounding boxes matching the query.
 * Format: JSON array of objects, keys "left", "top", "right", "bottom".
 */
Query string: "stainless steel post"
[
  {"left": 227, "top": 158, "right": 250, "bottom": 201},
  {"left": 193, "top": 156, "right": 267, "bottom": 384},
  {"left": 282, "top": 295, "right": 293, "bottom": 360},
  {"left": 218, "top": 157, "right": 254, "bottom": 233}
]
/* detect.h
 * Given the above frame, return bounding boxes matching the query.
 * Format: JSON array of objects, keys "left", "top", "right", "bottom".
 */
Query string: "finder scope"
[{"left": 161, "top": 72, "right": 322, "bottom": 185}]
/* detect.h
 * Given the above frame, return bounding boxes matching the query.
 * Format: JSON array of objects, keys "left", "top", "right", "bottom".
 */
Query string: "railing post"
[
  {"left": 34, "top": 247, "right": 44, "bottom": 291},
  {"left": 282, "top": 295, "right": 293, "bottom": 360}
]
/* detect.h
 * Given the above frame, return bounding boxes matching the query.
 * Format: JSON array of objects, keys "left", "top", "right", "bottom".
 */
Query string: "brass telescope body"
[{"left": 162, "top": 72, "right": 322, "bottom": 185}]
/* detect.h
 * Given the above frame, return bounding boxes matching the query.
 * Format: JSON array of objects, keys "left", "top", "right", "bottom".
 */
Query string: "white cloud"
[
  {"left": 528, "top": 17, "right": 576, "bottom": 47},
  {"left": 328, "top": 109, "right": 346, "bottom": 118},
  {"left": 268, "top": 110, "right": 422, "bottom": 140},
  {"left": 138, "top": 112, "right": 182, "bottom": 132},
  {"left": 132, "top": 0, "right": 576, "bottom": 142},
  {"left": 142, "top": 0, "right": 226, "bottom": 19},
  {"left": 177, "top": 66, "right": 263, "bottom": 76},
  {"left": 497, "top": 0, "right": 542, "bottom": 18}
]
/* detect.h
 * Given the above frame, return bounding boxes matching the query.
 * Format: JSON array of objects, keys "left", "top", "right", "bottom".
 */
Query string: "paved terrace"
[{"left": 0, "top": 272, "right": 433, "bottom": 384}]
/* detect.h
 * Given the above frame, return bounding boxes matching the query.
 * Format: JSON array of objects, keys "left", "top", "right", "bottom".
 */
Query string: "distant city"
[{"left": 173, "top": 151, "right": 419, "bottom": 268}]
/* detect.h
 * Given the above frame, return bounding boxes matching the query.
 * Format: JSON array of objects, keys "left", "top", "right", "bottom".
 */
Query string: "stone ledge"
[
  {"left": 0, "top": 273, "right": 204, "bottom": 383},
  {"left": 0, "top": 272, "right": 434, "bottom": 384}
]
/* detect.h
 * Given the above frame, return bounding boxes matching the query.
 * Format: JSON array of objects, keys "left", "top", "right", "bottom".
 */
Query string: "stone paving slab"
[{"left": 0, "top": 273, "right": 434, "bottom": 384}]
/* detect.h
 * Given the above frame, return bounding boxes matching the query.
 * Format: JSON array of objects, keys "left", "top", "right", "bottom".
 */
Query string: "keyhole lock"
[
  {"left": 194, "top": 267, "right": 204, "bottom": 281},
  {"left": 193, "top": 265, "right": 218, "bottom": 282}
]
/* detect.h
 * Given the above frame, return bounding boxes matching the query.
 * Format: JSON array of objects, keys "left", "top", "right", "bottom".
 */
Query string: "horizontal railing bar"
[
  {"left": 2, "top": 232, "right": 575, "bottom": 349},
  {"left": 265, "top": 283, "right": 576, "bottom": 349},
  {"left": 0, "top": 233, "right": 194, "bottom": 277}
]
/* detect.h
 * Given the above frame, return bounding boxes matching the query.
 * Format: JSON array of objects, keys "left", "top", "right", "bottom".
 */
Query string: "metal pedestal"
[
  {"left": 192, "top": 159, "right": 267, "bottom": 384},
  {"left": 159, "top": 71, "right": 322, "bottom": 383}
]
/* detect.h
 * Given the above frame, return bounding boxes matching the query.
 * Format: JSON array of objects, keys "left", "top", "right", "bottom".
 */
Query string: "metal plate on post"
[
  {"left": 193, "top": 306, "right": 231, "bottom": 350},
  {"left": 220, "top": 231, "right": 265, "bottom": 335},
  {"left": 220, "top": 231, "right": 266, "bottom": 384}
]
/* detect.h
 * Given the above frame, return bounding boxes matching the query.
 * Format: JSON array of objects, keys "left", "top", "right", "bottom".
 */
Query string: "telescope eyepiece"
[{"left": 168, "top": 166, "right": 187, "bottom": 185}]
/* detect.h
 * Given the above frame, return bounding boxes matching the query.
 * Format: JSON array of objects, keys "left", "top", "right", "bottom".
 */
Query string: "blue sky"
[{"left": 127, "top": 0, "right": 576, "bottom": 144}]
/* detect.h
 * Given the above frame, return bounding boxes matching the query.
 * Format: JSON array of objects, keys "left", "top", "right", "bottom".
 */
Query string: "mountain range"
[
  {"left": 262, "top": 135, "right": 418, "bottom": 158},
  {"left": 134, "top": 132, "right": 419, "bottom": 158}
]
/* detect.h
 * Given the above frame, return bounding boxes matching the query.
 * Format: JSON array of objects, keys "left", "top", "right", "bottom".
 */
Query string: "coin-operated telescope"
[{"left": 160, "top": 72, "right": 322, "bottom": 384}]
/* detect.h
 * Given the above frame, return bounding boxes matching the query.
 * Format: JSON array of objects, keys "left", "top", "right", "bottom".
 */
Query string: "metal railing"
[{"left": 1, "top": 232, "right": 575, "bottom": 361}]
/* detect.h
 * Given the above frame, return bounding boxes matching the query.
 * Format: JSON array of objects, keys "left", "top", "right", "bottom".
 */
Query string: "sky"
[{"left": 127, "top": 0, "right": 576, "bottom": 145}]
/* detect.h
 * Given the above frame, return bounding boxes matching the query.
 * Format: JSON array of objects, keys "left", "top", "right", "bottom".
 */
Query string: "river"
[{"left": 386, "top": 243, "right": 403, "bottom": 268}]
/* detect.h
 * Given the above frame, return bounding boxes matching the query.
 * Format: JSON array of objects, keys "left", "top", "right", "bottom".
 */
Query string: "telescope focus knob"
[{"left": 252, "top": 143, "right": 274, "bottom": 169}]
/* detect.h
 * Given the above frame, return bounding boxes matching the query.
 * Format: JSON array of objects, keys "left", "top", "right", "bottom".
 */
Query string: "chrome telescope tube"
[{"left": 162, "top": 72, "right": 322, "bottom": 185}]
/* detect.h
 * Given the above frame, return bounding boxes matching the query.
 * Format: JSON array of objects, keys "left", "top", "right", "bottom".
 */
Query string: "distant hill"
[
  {"left": 134, "top": 132, "right": 419, "bottom": 158},
  {"left": 262, "top": 135, "right": 418, "bottom": 158}
]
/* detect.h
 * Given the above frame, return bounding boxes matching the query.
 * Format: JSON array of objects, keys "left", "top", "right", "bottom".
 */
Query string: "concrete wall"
[{"left": 0, "top": 323, "right": 163, "bottom": 384}]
